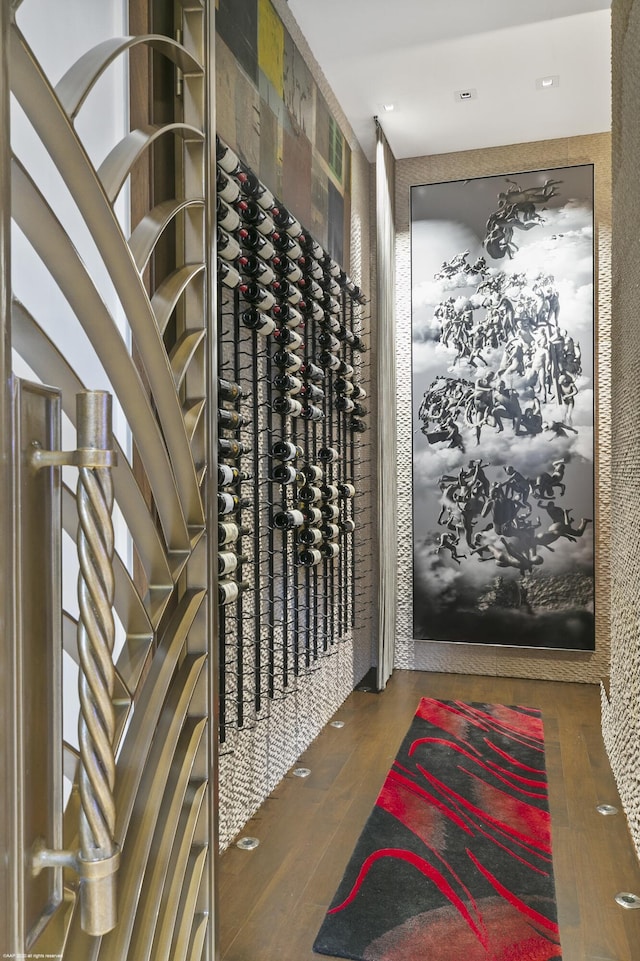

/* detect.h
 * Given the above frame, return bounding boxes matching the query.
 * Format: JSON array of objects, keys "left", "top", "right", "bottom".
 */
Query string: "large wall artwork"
[{"left": 411, "top": 165, "right": 595, "bottom": 651}]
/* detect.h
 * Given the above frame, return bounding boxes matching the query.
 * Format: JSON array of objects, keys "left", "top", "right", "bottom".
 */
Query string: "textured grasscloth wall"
[
  {"left": 394, "top": 134, "right": 611, "bottom": 683},
  {"left": 602, "top": 0, "right": 640, "bottom": 860},
  {"left": 216, "top": 0, "right": 374, "bottom": 849}
]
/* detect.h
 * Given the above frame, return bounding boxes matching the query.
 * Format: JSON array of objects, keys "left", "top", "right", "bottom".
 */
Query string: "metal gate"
[{"left": 1, "top": 1, "right": 218, "bottom": 957}]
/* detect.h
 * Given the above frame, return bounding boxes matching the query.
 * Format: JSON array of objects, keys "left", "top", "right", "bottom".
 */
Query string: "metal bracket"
[{"left": 28, "top": 441, "right": 117, "bottom": 472}]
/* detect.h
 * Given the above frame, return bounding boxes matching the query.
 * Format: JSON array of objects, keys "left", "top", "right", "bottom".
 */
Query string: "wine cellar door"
[{"left": 1, "top": 2, "right": 218, "bottom": 959}]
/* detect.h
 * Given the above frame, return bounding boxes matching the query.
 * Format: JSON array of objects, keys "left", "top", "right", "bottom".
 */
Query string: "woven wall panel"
[
  {"left": 602, "top": 0, "right": 640, "bottom": 861},
  {"left": 395, "top": 133, "right": 611, "bottom": 683}
]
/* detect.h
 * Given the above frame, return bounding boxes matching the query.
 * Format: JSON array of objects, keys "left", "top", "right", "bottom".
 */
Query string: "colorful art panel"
[{"left": 411, "top": 165, "right": 595, "bottom": 651}]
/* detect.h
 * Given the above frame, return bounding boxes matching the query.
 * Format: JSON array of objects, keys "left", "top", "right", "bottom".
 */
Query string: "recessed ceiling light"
[
  {"left": 455, "top": 89, "right": 477, "bottom": 102},
  {"left": 536, "top": 75, "right": 560, "bottom": 90},
  {"left": 382, "top": 103, "right": 395, "bottom": 112}
]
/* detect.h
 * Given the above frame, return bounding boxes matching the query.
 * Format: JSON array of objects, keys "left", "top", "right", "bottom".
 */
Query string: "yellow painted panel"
[{"left": 258, "top": 0, "right": 284, "bottom": 99}]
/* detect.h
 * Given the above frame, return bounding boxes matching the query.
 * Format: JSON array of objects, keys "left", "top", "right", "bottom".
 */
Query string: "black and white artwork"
[{"left": 411, "top": 165, "right": 595, "bottom": 650}]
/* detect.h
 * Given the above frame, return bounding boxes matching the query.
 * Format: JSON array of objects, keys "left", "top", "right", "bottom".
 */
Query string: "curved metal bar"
[
  {"left": 10, "top": 29, "right": 204, "bottom": 530},
  {"left": 55, "top": 36, "right": 203, "bottom": 121},
  {"left": 13, "top": 297, "right": 175, "bottom": 588},
  {"left": 169, "top": 330, "right": 206, "bottom": 390},
  {"left": 151, "top": 263, "right": 206, "bottom": 335},
  {"left": 98, "top": 124, "right": 204, "bottom": 205},
  {"left": 129, "top": 198, "right": 204, "bottom": 274},
  {"left": 10, "top": 158, "right": 191, "bottom": 551}
]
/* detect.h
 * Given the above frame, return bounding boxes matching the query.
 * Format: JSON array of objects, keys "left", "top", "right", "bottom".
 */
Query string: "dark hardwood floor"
[{"left": 218, "top": 671, "right": 640, "bottom": 961}]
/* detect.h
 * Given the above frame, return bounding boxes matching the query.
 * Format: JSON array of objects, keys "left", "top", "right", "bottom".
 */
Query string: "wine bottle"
[
  {"left": 271, "top": 464, "right": 305, "bottom": 484},
  {"left": 320, "top": 522, "right": 340, "bottom": 540},
  {"left": 239, "top": 281, "right": 276, "bottom": 311},
  {"left": 338, "top": 518, "right": 356, "bottom": 534},
  {"left": 318, "top": 351, "right": 341, "bottom": 372},
  {"left": 297, "top": 548, "right": 322, "bottom": 567},
  {"left": 271, "top": 303, "right": 303, "bottom": 328},
  {"left": 318, "top": 331, "right": 340, "bottom": 352},
  {"left": 217, "top": 197, "right": 242, "bottom": 232},
  {"left": 350, "top": 418, "right": 367, "bottom": 433},
  {"left": 298, "top": 299, "right": 325, "bottom": 322},
  {"left": 297, "top": 277, "right": 323, "bottom": 301},
  {"left": 320, "top": 503, "right": 340, "bottom": 521},
  {"left": 218, "top": 408, "right": 249, "bottom": 429},
  {"left": 217, "top": 226, "right": 241, "bottom": 262},
  {"left": 238, "top": 169, "right": 275, "bottom": 209},
  {"left": 219, "top": 438, "right": 250, "bottom": 458},
  {"left": 353, "top": 403, "right": 368, "bottom": 417},
  {"left": 241, "top": 307, "right": 276, "bottom": 335},
  {"left": 218, "top": 579, "right": 250, "bottom": 606},
  {"left": 300, "top": 404, "right": 323, "bottom": 422},
  {"left": 298, "top": 485, "right": 322, "bottom": 503},
  {"left": 334, "top": 377, "right": 354, "bottom": 395},
  {"left": 273, "top": 509, "right": 304, "bottom": 530},
  {"left": 272, "top": 254, "right": 302, "bottom": 283},
  {"left": 319, "top": 253, "right": 340, "bottom": 277},
  {"left": 218, "top": 464, "right": 249, "bottom": 486},
  {"left": 239, "top": 226, "right": 275, "bottom": 259},
  {"left": 238, "top": 254, "right": 275, "bottom": 286},
  {"left": 320, "top": 541, "right": 340, "bottom": 559},
  {"left": 321, "top": 484, "right": 339, "bottom": 501},
  {"left": 337, "top": 325, "right": 355, "bottom": 345},
  {"left": 216, "top": 136, "right": 242, "bottom": 174},
  {"left": 273, "top": 373, "right": 302, "bottom": 394},
  {"left": 303, "top": 464, "right": 323, "bottom": 483},
  {"left": 271, "top": 205, "right": 302, "bottom": 238},
  {"left": 218, "top": 521, "right": 251, "bottom": 546},
  {"left": 218, "top": 492, "right": 252, "bottom": 515},
  {"left": 236, "top": 199, "right": 275, "bottom": 236},
  {"left": 352, "top": 384, "right": 367, "bottom": 400},
  {"left": 321, "top": 313, "right": 342, "bottom": 334},
  {"left": 299, "top": 360, "right": 324, "bottom": 382},
  {"left": 297, "top": 527, "right": 323, "bottom": 546},
  {"left": 271, "top": 278, "right": 302, "bottom": 305},
  {"left": 271, "top": 440, "right": 303, "bottom": 462},
  {"left": 301, "top": 506, "right": 322, "bottom": 525},
  {"left": 218, "top": 551, "right": 248, "bottom": 576},
  {"left": 352, "top": 334, "right": 368, "bottom": 352},
  {"left": 336, "top": 360, "right": 354, "bottom": 377},
  {"left": 300, "top": 234, "right": 324, "bottom": 260},
  {"left": 317, "top": 446, "right": 339, "bottom": 463},
  {"left": 335, "top": 396, "right": 355, "bottom": 413},
  {"left": 298, "top": 255, "right": 323, "bottom": 280},
  {"left": 218, "top": 259, "right": 242, "bottom": 289},
  {"left": 320, "top": 294, "right": 340, "bottom": 315},
  {"left": 273, "top": 327, "right": 303, "bottom": 349},
  {"left": 339, "top": 482, "right": 356, "bottom": 499},
  {"left": 271, "top": 232, "right": 302, "bottom": 259},
  {"left": 218, "top": 377, "right": 247, "bottom": 401},
  {"left": 216, "top": 169, "right": 242, "bottom": 204},
  {"left": 273, "top": 349, "right": 302, "bottom": 372},
  {"left": 321, "top": 275, "right": 341, "bottom": 297},
  {"left": 272, "top": 395, "right": 302, "bottom": 416},
  {"left": 299, "top": 383, "right": 324, "bottom": 403}
]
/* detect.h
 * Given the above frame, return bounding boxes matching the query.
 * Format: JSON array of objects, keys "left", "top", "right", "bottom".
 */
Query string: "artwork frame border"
[{"left": 410, "top": 164, "right": 596, "bottom": 652}]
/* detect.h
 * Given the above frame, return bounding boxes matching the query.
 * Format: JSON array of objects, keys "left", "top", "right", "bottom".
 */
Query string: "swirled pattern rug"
[{"left": 313, "top": 698, "right": 562, "bottom": 961}]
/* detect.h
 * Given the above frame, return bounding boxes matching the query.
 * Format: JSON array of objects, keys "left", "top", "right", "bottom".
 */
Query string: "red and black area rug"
[{"left": 314, "top": 698, "right": 562, "bottom": 961}]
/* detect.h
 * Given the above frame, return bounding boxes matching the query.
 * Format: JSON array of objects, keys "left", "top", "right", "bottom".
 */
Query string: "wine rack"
[{"left": 216, "top": 135, "right": 371, "bottom": 748}]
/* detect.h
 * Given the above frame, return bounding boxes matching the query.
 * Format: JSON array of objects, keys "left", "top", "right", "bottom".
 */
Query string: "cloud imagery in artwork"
[{"left": 411, "top": 166, "right": 595, "bottom": 650}]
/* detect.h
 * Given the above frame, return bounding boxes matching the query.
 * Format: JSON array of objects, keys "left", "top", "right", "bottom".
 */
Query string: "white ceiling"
[{"left": 287, "top": 0, "right": 612, "bottom": 161}]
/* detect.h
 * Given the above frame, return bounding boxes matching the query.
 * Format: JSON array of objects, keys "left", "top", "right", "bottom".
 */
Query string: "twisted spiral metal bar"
[{"left": 77, "top": 465, "right": 116, "bottom": 860}]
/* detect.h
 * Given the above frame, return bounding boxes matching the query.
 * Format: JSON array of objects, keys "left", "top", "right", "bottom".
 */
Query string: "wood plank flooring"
[{"left": 218, "top": 671, "right": 640, "bottom": 961}]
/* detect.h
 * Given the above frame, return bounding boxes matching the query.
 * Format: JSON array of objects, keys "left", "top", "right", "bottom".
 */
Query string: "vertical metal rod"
[
  {"left": 266, "top": 349, "right": 275, "bottom": 700},
  {"left": 217, "top": 284, "right": 227, "bottom": 745},
  {"left": 233, "top": 290, "right": 244, "bottom": 731},
  {"left": 251, "top": 331, "right": 262, "bottom": 714},
  {"left": 75, "top": 390, "right": 118, "bottom": 936}
]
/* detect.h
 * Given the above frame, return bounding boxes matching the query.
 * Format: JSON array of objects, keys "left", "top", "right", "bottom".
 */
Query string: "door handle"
[{"left": 30, "top": 390, "right": 120, "bottom": 937}]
